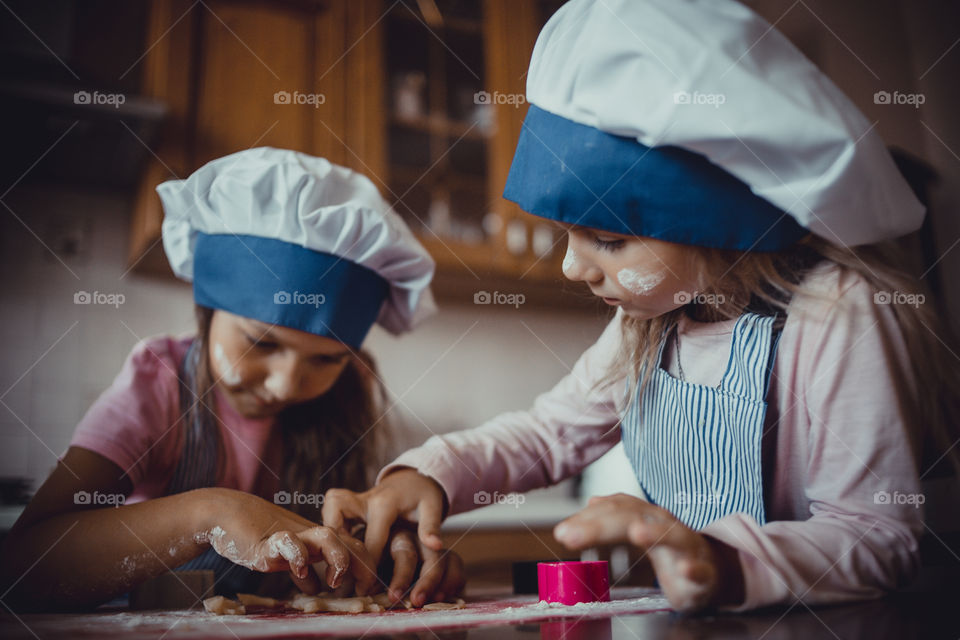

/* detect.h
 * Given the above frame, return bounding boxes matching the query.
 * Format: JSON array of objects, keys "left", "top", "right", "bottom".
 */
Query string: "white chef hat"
[
  {"left": 504, "top": 0, "right": 925, "bottom": 250},
  {"left": 158, "top": 147, "right": 436, "bottom": 347}
]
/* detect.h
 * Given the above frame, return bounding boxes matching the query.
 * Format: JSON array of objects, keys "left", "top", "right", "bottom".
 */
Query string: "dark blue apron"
[{"left": 621, "top": 312, "right": 783, "bottom": 529}]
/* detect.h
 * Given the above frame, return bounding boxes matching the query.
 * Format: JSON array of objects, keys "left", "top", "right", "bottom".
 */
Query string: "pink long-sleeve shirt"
[
  {"left": 67, "top": 336, "right": 284, "bottom": 504},
  {"left": 380, "top": 263, "right": 924, "bottom": 611}
]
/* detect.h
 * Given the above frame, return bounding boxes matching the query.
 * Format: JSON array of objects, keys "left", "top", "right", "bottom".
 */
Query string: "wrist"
[
  {"left": 185, "top": 488, "right": 224, "bottom": 544},
  {"left": 704, "top": 535, "right": 745, "bottom": 608}
]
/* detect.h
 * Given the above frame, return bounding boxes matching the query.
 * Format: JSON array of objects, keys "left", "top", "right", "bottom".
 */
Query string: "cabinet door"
[
  {"left": 485, "top": 0, "right": 564, "bottom": 282},
  {"left": 194, "top": 1, "right": 324, "bottom": 164},
  {"left": 377, "top": 0, "right": 570, "bottom": 290},
  {"left": 129, "top": 0, "right": 387, "bottom": 272}
]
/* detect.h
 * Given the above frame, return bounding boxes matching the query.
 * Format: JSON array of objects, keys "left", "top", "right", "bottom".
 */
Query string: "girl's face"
[
  {"left": 208, "top": 310, "right": 353, "bottom": 419},
  {"left": 561, "top": 226, "right": 698, "bottom": 319}
]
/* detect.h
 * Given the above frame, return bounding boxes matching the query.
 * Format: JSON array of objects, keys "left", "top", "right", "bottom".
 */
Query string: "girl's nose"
[
  {"left": 263, "top": 353, "right": 301, "bottom": 401},
  {"left": 562, "top": 245, "right": 604, "bottom": 283}
]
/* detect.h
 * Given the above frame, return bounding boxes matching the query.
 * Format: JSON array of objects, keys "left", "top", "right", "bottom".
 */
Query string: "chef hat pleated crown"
[
  {"left": 504, "top": 0, "right": 925, "bottom": 250},
  {"left": 158, "top": 147, "right": 436, "bottom": 347}
]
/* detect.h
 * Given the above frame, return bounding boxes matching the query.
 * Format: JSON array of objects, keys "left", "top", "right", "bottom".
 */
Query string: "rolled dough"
[{"left": 203, "top": 592, "right": 466, "bottom": 616}]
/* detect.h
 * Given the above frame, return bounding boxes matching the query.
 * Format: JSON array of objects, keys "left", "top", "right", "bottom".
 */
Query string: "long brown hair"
[
  {"left": 604, "top": 234, "right": 960, "bottom": 478},
  {"left": 186, "top": 305, "right": 388, "bottom": 522}
]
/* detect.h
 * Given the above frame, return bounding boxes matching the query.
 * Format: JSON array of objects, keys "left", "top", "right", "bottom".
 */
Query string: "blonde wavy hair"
[{"left": 603, "top": 233, "right": 960, "bottom": 478}]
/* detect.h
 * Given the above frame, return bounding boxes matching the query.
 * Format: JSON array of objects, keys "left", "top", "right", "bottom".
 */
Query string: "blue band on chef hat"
[
  {"left": 192, "top": 233, "right": 389, "bottom": 348},
  {"left": 504, "top": 105, "right": 808, "bottom": 251}
]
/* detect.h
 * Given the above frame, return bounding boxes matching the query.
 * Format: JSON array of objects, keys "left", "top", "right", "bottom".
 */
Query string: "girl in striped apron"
[{"left": 319, "top": 0, "right": 956, "bottom": 616}]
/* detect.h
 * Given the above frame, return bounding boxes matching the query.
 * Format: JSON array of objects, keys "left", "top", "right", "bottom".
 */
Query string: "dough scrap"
[
  {"left": 236, "top": 593, "right": 282, "bottom": 608},
  {"left": 203, "top": 595, "right": 246, "bottom": 615}
]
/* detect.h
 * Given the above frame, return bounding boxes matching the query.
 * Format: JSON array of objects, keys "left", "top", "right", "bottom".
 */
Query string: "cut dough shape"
[
  {"left": 205, "top": 591, "right": 466, "bottom": 615},
  {"left": 287, "top": 594, "right": 369, "bottom": 614},
  {"left": 422, "top": 599, "right": 466, "bottom": 611},
  {"left": 236, "top": 593, "right": 282, "bottom": 608},
  {"left": 203, "top": 595, "right": 246, "bottom": 615}
]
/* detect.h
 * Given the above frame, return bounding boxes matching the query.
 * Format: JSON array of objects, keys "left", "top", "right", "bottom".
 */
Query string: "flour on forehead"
[{"left": 617, "top": 267, "right": 665, "bottom": 295}]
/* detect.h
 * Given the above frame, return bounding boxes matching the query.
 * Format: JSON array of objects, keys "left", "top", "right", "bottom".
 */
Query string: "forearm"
[
  {"left": 384, "top": 408, "right": 620, "bottom": 516},
  {"left": 0, "top": 488, "right": 218, "bottom": 611},
  {"left": 702, "top": 512, "right": 921, "bottom": 611}
]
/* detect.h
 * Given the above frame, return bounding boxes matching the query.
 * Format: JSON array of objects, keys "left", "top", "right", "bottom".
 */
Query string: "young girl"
[
  {"left": 321, "top": 0, "right": 960, "bottom": 614},
  {"left": 0, "top": 148, "right": 464, "bottom": 611}
]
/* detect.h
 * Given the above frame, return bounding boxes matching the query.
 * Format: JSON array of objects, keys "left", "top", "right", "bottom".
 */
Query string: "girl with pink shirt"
[
  {"left": 321, "top": 0, "right": 960, "bottom": 614},
  {"left": 0, "top": 148, "right": 464, "bottom": 611}
]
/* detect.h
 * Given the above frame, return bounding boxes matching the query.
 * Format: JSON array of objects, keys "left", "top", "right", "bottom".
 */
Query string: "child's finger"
[
  {"left": 553, "top": 510, "right": 634, "bottom": 549},
  {"left": 628, "top": 518, "right": 697, "bottom": 554},
  {"left": 417, "top": 497, "right": 445, "bottom": 551},
  {"left": 263, "top": 530, "right": 309, "bottom": 578},
  {"left": 386, "top": 530, "right": 419, "bottom": 602},
  {"left": 409, "top": 545, "right": 446, "bottom": 607},
  {"left": 321, "top": 489, "right": 366, "bottom": 532},
  {"left": 296, "top": 526, "right": 351, "bottom": 589},
  {"left": 364, "top": 498, "right": 400, "bottom": 567},
  {"left": 289, "top": 564, "right": 323, "bottom": 595},
  {"left": 435, "top": 551, "right": 465, "bottom": 602},
  {"left": 336, "top": 532, "right": 380, "bottom": 597}
]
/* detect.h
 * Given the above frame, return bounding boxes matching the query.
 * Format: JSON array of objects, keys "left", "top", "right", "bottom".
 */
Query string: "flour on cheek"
[
  {"left": 617, "top": 268, "right": 666, "bottom": 296},
  {"left": 213, "top": 342, "right": 242, "bottom": 385}
]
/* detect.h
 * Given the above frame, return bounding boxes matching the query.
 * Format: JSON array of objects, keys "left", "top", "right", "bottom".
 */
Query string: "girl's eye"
[
  {"left": 593, "top": 236, "right": 625, "bottom": 252},
  {"left": 310, "top": 353, "right": 349, "bottom": 366},
  {"left": 245, "top": 333, "right": 277, "bottom": 350}
]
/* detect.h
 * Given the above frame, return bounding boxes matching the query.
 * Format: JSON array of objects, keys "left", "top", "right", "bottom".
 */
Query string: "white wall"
[{"left": 0, "top": 183, "right": 613, "bottom": 494}]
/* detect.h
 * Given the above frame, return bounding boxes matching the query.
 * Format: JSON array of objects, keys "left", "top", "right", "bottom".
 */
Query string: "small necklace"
[{"left": 674, "top": 327, "right": 685, "bottom": 381}]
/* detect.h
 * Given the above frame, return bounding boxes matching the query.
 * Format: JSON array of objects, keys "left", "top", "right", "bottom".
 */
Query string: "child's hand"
[
  {"left": 322, "top": 469, "right": 447, "bottom": 567},
  {"left": 553, "top": 493, "right": 744, "bottom": 613},
  {"left": 381, "top": 527, "right": 465, "bottom": 607},
  {"left": 197, "top": 488, "right": 378, "bottom": 596}
]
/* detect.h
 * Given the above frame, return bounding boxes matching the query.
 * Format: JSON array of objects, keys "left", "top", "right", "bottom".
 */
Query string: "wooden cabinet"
[{"left": 129, "top": 0, "right": 589, "bottom": 309}]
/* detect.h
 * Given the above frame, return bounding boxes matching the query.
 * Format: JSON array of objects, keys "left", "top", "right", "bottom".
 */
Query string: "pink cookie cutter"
[{"left": 537, "top": 561, "right": 611, "bottom": 605}]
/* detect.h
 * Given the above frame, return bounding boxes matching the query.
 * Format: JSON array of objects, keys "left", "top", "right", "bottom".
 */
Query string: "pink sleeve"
[
  {"left": 69, "top": 337, "right": 183, "bottom": 490},
  {"left": 378, "top": 315, "right": 626, "bottom": 515},
  {"left": 703, "top": 279, "right": 923, "bottom": 611}
]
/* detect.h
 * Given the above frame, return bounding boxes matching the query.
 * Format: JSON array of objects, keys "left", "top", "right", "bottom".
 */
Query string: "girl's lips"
[
  {"left": 602, "top": 297, "right": 621, "bottom": 306},
  {"left": 244, "top": 391, "right": 282, "bottom": 412}
]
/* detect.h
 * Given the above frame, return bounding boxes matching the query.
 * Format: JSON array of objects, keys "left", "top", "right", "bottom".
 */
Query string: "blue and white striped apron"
[
  {"left": 621, "top": 312, "right": 783, "bottom": 530},
  {"left": 167, "top": 341, "right": 265, "bottom": 596}
]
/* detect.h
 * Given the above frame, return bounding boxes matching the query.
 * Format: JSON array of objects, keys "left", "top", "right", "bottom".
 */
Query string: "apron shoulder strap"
[{"left": 720, "top": 313, "right": 782, "bottom": 399}]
